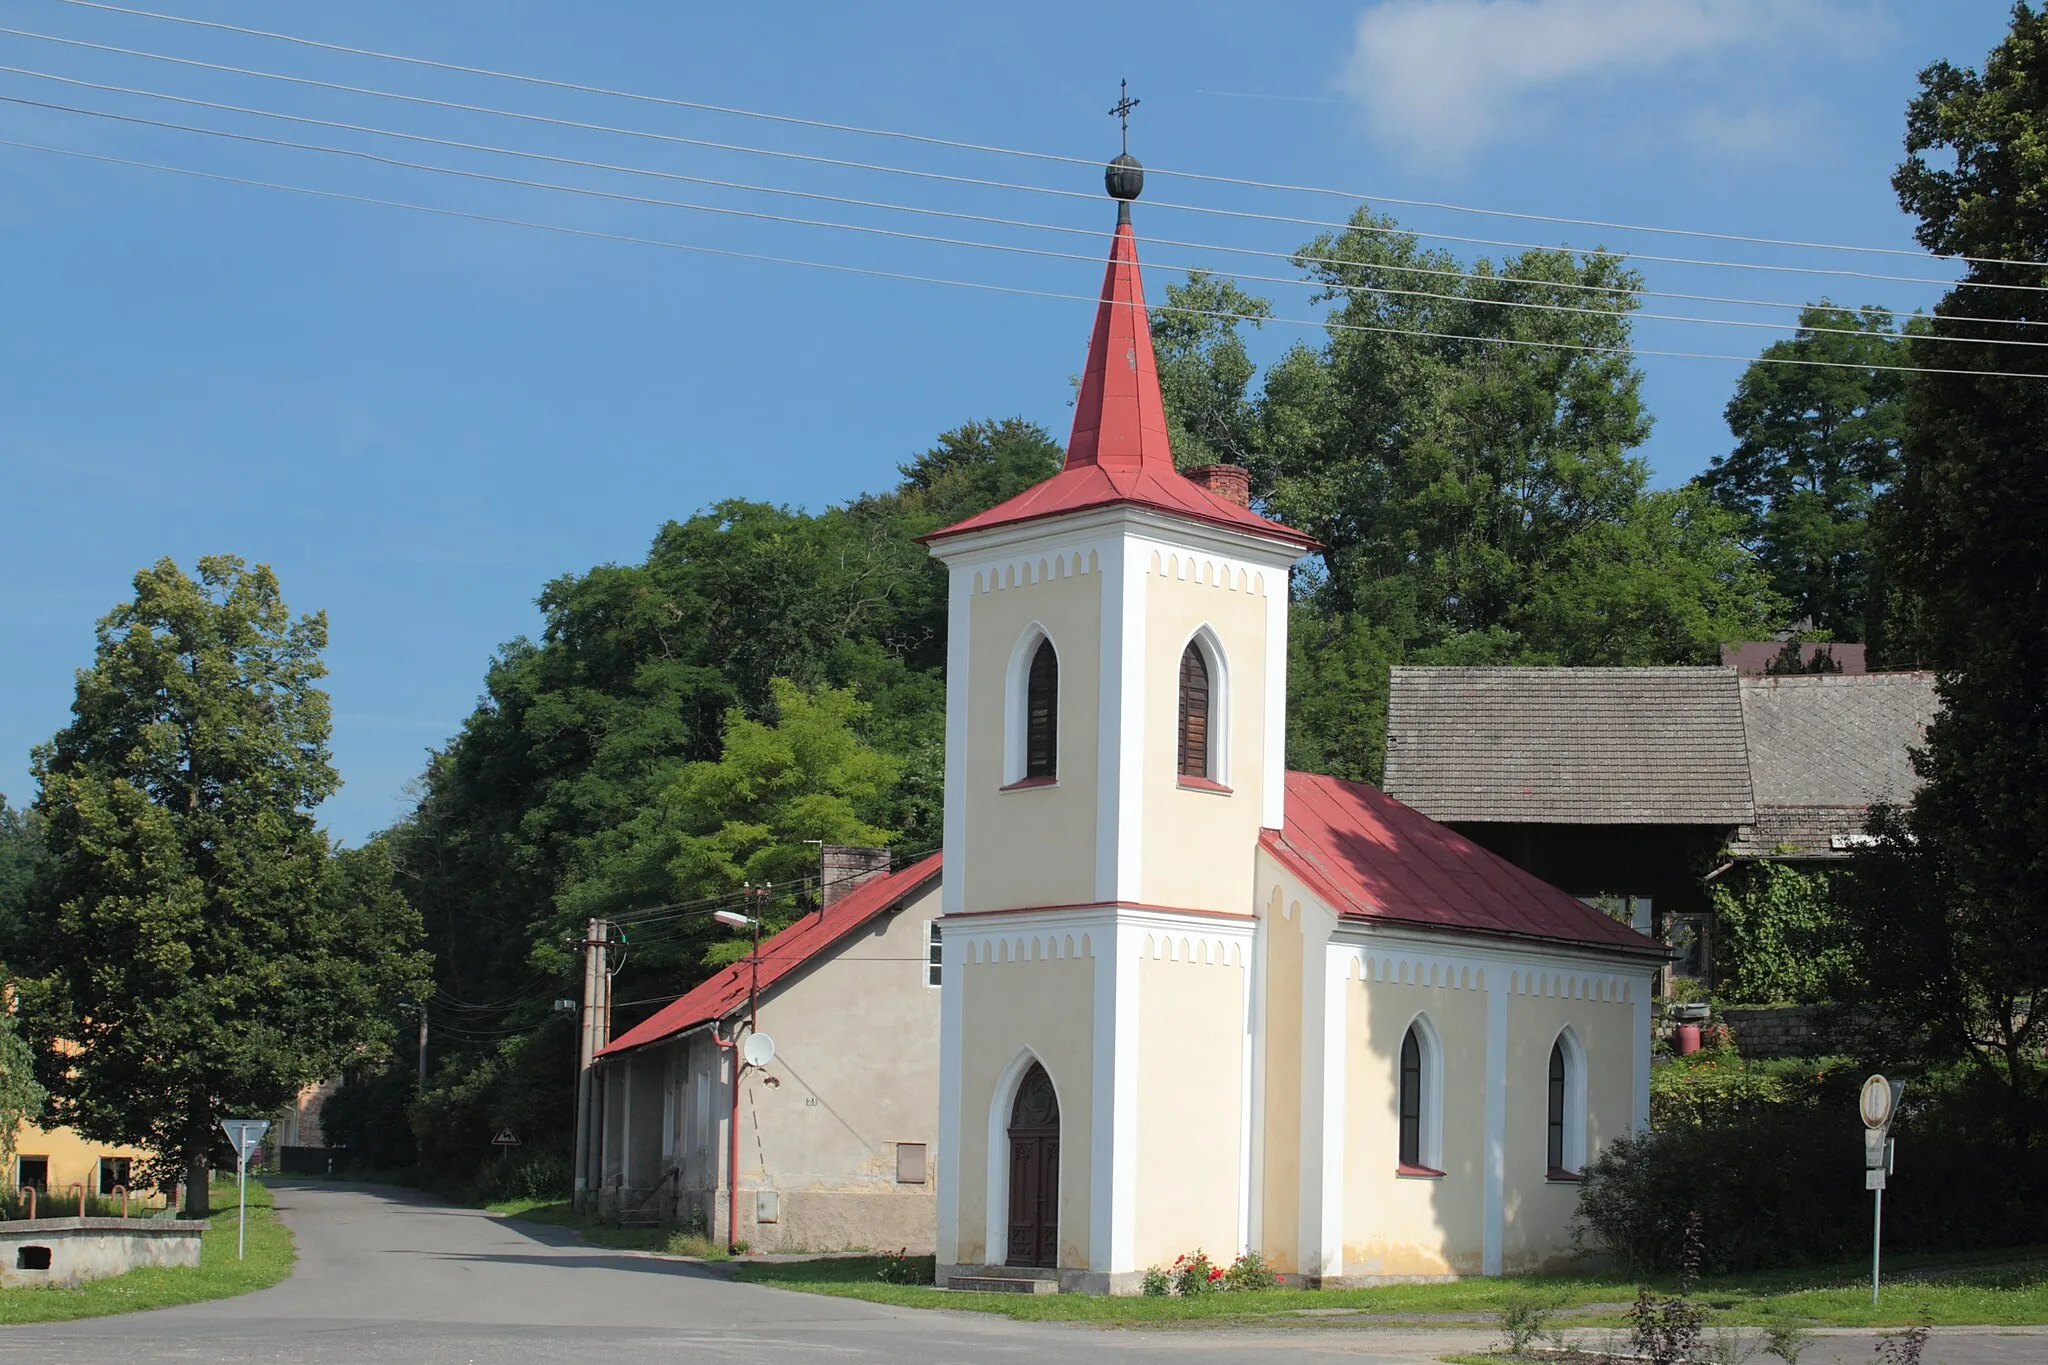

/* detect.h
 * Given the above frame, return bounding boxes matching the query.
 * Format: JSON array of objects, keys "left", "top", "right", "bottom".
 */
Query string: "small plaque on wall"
[{"left": 896, "top": 1142, "right": 928, "bottom": 1185}]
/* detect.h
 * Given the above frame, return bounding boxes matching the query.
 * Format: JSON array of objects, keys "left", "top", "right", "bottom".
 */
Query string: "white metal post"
[
  {"left": 238, "top": 1141, "right": 249, "bottom": 1260},
  {"left": 1870, "top": 1183, "right": 1881, "bottom": 1305}
]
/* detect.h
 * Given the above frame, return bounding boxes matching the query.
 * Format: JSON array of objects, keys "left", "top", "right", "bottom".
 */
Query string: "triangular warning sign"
[{"left": 491, "top": 1129, "right": 521, "bottom": 1146}]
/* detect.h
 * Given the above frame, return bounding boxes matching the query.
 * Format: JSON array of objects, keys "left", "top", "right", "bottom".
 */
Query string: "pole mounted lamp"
[{"left": 715, "top": 894, "right": 774, "bottom": 1253}]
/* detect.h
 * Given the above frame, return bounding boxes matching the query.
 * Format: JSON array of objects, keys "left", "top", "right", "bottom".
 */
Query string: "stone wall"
[
  {"left": 0, "top": 1217, "right": 206, "bottom": 1287},
  {"left": 1721, "top": 1005, "right": 1822, "bottom": 1059}
]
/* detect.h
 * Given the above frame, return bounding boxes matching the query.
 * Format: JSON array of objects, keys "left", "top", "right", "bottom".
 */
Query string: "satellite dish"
[{"left": 742, "top": 1032, "right": 776, "bottom": 1068}]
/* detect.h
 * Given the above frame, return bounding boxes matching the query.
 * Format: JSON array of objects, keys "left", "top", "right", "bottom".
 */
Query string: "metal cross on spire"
[{"left": 1108, "top": 79, "right": 1139, "bottom": 153}]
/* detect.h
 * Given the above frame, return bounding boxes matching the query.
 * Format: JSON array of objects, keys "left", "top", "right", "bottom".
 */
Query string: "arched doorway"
[{"left": 1005, "top": 1062, "right": 1059, "bottom": 1268}]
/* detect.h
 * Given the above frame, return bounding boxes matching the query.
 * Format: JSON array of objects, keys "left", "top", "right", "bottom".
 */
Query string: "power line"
[
  {"left": 5, "top": 23, "right": 2032, "bottom": 294},
  {"left": 50, "top": 0, "right": 2048, "bottom": 273},
  {"left": 16, "top": 91, "right": 2048, "bottom": 355},
  {"left": 13, "top": 58, "right": 1979, "bottom": 326},
  {"left": 7, "top": 136, "right": 2042, "bottom": 380}
]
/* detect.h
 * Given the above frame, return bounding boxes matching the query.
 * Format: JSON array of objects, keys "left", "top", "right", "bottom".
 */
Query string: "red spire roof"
[{"left": 925, "top": 217, "right": 1314, "bottom": 550}]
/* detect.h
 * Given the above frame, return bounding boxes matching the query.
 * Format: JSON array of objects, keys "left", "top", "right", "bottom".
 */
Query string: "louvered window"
[
  {"left": 1178, "top": 643, "right": 1210, "bottom": 778},
  {"left": 1025, "top": 639, "right": 1058, "bottom": 779}
]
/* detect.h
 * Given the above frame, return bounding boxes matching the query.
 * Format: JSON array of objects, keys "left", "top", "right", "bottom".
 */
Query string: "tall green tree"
[
  {"left": 1154, "top": 209, "right": 1778, "bottom": 776},
  {"left": 17, "top": 557, "right": 427, "bottom": 1213},
  {"left": 1698, "top": 303, "right": 1909, "bottom": 640},
  {"left": 1844, "top": 3, "right": 2048, "bottom": 1149}
]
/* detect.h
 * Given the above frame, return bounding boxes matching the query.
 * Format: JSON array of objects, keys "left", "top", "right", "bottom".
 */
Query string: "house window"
[
  {"left": 1178, "top": 643, "right": 1211, "bottom": 778},
  {"left": 1399, "top": 1028, "right": 1423, "bottom": 1168},
  {"left": 926, "top": 921, "right": 943, "bottom": 988},
  {"left": 1025, "top": 638, "right": 1058, "bottom": 780},
  {"left": 16, "top": 1156, "right": 47, "bottom": 1192},
  {"left": 98, "top": 1157, "right": 132, "bottom": 1196}
]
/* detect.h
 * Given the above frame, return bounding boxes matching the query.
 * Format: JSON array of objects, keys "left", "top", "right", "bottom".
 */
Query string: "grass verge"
[
  {"left": 0, "top": 1178, "right": 295, "bottom": 1325},
  {"left": 728, "top": 1246, "right": 2048, "bottom": 1327},
  {"left": 490, "top": 1198, "right": 731, "bottom": 1260}
]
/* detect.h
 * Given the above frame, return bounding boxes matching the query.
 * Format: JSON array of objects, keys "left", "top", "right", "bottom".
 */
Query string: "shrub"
[
  {"left": 1170, "top": 1250, "right": 1222, "bottom": 1295},
  {"left": 470, "top": 1151, "right": 572, "bottom": 1205},
  {"left": 1220, "top": 1250, "right": 1278, "bottom": 1291},
  {"left": 1140, "top": 1264, "right": 1172, "bottom": 1296},
  {"left": 874, "top": 1248, "right": 930, "bottom": 1284},
  {"left": 1496, "top": 1286, "right": 1563, "bottom": 1355},
  {"left": 1712, "top": 863, "right": 1847, "bottom": 1005}
]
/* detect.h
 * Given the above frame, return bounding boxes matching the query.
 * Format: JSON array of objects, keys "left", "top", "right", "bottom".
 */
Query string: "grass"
[
  {"left": 0, "top": 1177, "right": 295, "bottom": 1324},
  {"left": 490, "top": 1198, "right": 731, "bottom": 1260},
  {"left": 727, "top": 1246, "right": 2048, "bottom": 1328}
]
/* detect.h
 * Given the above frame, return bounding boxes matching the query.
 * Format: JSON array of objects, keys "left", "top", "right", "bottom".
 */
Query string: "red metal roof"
[
  {"left": 1266, "top": 771, "right": 1662, "bottom": 955},
  {"left": 925, "top": 219, "right": 1314, "bottom": 551},
  {"left": 597, "top": 853, "right": 944, "bottom": 1057}
]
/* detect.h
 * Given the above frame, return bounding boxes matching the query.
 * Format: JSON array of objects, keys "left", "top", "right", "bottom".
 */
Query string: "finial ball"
[{"left": 1105, "top": 152, "right": 1144, "bottom": 202}]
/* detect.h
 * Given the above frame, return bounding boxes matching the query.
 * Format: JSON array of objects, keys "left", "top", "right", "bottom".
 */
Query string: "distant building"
[
  {"left": 1384, "top": 666, "right": 1938, "bottom": 985},
  {"left": 1721, "top": 640, "right": 1868, "bottom": 675},
  {"left": 8, "top": 1121, "right": 151, "bottom": 1206}
]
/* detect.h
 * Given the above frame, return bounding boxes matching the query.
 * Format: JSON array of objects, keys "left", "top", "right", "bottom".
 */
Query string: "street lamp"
[{"left": 715, "top": 894, "right": 769, "bottom": 1254}]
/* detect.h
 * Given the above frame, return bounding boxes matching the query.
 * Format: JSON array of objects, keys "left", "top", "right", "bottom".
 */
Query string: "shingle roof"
[
  {"left": 1728, "top": 672, "right": 1937, "bottom": 857},
  {"left": 1268, "top": 771, "right": 1662, "bottom": 955},
  {"left": 1383, "top": 667, "right": 1754, "bottom": 826},
  {"left": 596, "top": 854, "right": 943, "bottom": 1058}
]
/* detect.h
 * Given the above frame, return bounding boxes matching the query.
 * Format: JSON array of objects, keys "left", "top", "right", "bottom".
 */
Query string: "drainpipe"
[{"left": 714, "top": 1021, "right": 741, "bottom": 1252}]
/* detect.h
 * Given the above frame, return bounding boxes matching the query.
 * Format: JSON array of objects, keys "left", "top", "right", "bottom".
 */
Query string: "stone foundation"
[
  {"left": 1720, "top": 1005, "right": 1822, "bottom": 1059},
  {"left": 0, "top": 1217, "right": 207, "bottom": 1288}
]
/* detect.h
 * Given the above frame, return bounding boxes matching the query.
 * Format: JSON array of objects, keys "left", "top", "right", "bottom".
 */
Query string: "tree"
[
  {"left": 16, "top": 557, "right": 427, "bottom": 1213},
  {"left": 1156, "top": 208, "right": 1779, "bottom": 775},
  {"left": 1842, "top": 4, "right": 2048, "bottom": 1152},
  {"left": 1698, "top": 303, "right": 1909, "bottom": 640},
  {"left": 1152, "top": 272, "right": 1271, "bottom": 472},
  {"left": 0, "top": 795, "right": 40, "bottom": 966}
]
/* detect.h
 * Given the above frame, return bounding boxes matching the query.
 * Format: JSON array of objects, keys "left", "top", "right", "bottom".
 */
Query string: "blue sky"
[{"left": 0, "top": 0, "right": 2021, "bottom": 842}]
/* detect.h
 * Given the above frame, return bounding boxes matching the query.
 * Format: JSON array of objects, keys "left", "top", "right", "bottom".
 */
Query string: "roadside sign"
[
  {"left": 1861, "top": 1076, "right": 1904, "bottom": 1306},
  {"left": 218, "top": 1118, "right": 271, "bottom": 1263},
  {"left": 492, "top": 1130, "right": 521, "bottom": 1146}
]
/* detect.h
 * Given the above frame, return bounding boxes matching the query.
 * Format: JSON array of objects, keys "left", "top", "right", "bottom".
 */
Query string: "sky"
[{"left": 0, "top": 0, "right": 2023, "bottom": 843}]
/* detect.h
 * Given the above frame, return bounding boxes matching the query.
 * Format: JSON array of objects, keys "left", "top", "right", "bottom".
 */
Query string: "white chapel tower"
[{"left": 923, "top": 143, "right": 1316, "bottom": 1291}]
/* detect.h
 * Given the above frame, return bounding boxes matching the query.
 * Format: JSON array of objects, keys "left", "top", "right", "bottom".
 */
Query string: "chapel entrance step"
[{"left": 946, "top": 1273, "right": 1060, "bottom": 1294}]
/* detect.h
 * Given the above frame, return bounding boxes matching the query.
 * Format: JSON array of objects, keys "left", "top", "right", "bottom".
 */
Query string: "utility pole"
[{"left": 571, "top": 918, "right": 610, "bottom": 1211}]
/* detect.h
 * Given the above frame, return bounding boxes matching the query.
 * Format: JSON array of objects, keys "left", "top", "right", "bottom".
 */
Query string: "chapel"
[{"left": 918, "top": 146, "right": 1665, "bottom": 1292}]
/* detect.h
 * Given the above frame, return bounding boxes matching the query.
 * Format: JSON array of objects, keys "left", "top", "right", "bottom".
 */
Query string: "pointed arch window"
[
  {"left": 1025, "top": 638, "right": 1058, "bottom": 780},
  {"left": 1396, "top": 1017, "right": 1444, "bottom": 1176},
  {"left": 1546, "top": 1030, "right": 1587, "bottom": 1179},
  {"left": 1178, "top": 643, "right": 1211, "bottom": 778},
  {"left": 1398, "top": 1027, "right": 1423, "bottom": 1168}
]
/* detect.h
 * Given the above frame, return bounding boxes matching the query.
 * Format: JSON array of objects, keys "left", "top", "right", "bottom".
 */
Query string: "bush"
[
  {"left": 1140, "top": 1264, "right": 1172, "bottom": 1296},
  {"left": 1170, "top": 1250, "right": 1222, "bottom": 1295},
  {"left": 1711, "top": 862, "right": 1846, "bottom": 1006},
  {"left": 469, "top": 1151, "right": 571, "bottom": 1205},
  {"left": 1220, "top": 1250, "right": 1279, "bottom": 1291},
  {"left": 1577, "top": 1064, "right": 2047, "bottom": 1273}
]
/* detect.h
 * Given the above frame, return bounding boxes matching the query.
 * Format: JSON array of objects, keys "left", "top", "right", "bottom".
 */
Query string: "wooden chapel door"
[{"left": 1005, "top": 1062, "right": 1060, "bottom": 1268}]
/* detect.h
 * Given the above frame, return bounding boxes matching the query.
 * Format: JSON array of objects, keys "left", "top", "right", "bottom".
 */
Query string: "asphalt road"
[{"left": 0, "top": 1182, "right": 2040, "bottom": 1364}]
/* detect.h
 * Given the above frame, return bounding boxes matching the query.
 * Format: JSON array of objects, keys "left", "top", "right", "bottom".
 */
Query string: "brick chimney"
[
  {"left": 819, "top": 845, "right": 892, "bottom": 908},
  {"left": 1184, "top": 463, "right": 1250, "bottom": 508}
]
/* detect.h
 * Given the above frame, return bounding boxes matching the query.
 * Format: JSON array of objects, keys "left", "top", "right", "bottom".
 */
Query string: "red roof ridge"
[{"left": 598, "top": 853, "right": 943, "bottom": 1057}]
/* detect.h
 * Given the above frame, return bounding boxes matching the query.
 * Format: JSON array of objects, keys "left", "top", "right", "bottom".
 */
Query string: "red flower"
[{"left": 1208, "top": 1267, "right": 1224, "bottom": 1280}]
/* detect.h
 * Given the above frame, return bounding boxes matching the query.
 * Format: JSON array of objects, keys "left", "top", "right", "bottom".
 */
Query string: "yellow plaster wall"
[
  {"left": 1133, "top": 935, "right": 1245, "bottom": 1267},
  {"left": 1138, "top": 552, "right": 1272, "bottom": 914},
  {"left": 961, "top": 559, "right": 1102, "bottom": 913},
  {"left": 9, "top": 1122, "right": 151, "bottom": 1199},
  {"left": 1255, "top": 881, "right": 1303, "bottom": 1273},
  {"left": 1500, "top": 981, "right": 1637, "bottom": 1272},
  {"left": 1342, "top": 963, "right": 1491, "bottom": 1277},
  {"left": 953, "top": 937, "right": 1097, "bottom": 1269}
]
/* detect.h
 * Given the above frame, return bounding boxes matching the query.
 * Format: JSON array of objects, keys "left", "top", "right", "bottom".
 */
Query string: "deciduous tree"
[{"left": 17, "top": 557, "right": 426, "bottom": 1213}]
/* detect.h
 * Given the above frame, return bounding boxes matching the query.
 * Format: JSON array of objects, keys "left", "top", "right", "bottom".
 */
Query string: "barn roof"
[
  {"left": 1383, "top": 666, "right": 1754, "bottom": 826},
  {"left": 1267, "top": 771, "right": 1662, "bottom": 956},
  {"left": 597, "top": 853, "right": 943, "bottom": 1058}
]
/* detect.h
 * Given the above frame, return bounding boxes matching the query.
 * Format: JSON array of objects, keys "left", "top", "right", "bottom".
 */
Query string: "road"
[{"left": 0, "top": 1182, "right": 2040, "bottom": 1364}]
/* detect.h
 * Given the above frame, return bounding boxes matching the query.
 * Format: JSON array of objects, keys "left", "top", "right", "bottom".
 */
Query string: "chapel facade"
[{"left": 922, "top": 151, "right": 1664, "bottom": 1292}]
